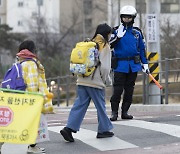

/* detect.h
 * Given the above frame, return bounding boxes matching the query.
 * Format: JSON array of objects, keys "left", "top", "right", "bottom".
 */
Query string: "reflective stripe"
[{"left": 14, "top": 63, "right": 20, "bottom": 78}]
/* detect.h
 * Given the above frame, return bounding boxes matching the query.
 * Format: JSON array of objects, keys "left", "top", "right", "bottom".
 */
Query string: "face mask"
[{"left": 121, "top": 15, "right": 133, "bottom": 19}]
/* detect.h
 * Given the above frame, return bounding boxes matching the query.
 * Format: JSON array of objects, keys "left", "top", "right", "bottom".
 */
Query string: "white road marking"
[
  {"left": 48, "top": 123, "right": 64, "bottom": 126},
  {"left": 135, "top": 116, "right": 154, "bottom": 119},
  {"left": 83, "top": 117, "right": 96, "bottom": 120},
  {"left": 144, "top": 147, "right": 152, "bottom": 150},
  {"left": 1, "top": 143, "right": 28, "bottom": 154},
  {"left": 48, "top": 126, "right": 138, "bottom": 151},
  {"left": 48, "top": 120, "right": 62, "bottom": 122},
  {"left": 113, "top": 120, "right": 180, "bottom": 137}
]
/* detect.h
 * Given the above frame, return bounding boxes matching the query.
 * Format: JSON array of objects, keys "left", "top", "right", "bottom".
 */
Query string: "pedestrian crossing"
[
  {"left": 48, "top": 126, "right": 138, "bottom": 151},
  {"left": 2, "top": 118, "right": 180, "bottom": 154},
  {"left": 113, "top": 120, "right": 180, "bottom": 138},
  {"left": 48, "top": 119, "right": 180, "bottom": 152}
]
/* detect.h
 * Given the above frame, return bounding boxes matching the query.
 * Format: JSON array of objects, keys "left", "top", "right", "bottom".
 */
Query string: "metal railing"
[{"left": 47, "top": 58, "right": 180, "bottom": 106}]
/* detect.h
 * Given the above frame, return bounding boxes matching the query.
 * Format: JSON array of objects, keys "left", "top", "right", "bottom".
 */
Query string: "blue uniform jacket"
[{"left": 110, "top": 26, "right": 148, "bottom": 73}]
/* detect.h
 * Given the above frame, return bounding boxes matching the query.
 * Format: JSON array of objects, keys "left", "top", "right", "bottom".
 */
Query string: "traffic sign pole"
[{"left": 146, "top": 0, "right": 161, "bottom": 104}]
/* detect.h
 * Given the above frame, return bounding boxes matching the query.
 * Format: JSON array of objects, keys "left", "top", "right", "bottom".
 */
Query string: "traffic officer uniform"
[{"left": 109, "top": 5, "right": 149, "bottom": 121}]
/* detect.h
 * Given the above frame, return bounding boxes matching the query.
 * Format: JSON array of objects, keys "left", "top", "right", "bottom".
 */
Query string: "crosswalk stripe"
[
  {"left": 1, "top": 143, "right": 28, "bottom": 154},
  {"left": 48, "top": 126, "right": 138, "bottom": 151},
  {"left": 113, "top": 120, "right": 180, "bottom": 137}
]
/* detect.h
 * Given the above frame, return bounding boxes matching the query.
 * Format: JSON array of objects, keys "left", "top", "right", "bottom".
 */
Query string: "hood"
[
  {"left": 16, "top": 49, "right": 37, "bottom": 59},
  {"left": 93, "top": 34, "right": 106, "bottom": 52}
]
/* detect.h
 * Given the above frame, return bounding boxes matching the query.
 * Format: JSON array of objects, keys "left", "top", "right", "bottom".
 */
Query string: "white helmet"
[{"left": 120, "top": 5, "right": 137, "bottom": 17}]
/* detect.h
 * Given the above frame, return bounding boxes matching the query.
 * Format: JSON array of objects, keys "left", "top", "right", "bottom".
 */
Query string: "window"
[
  {"left": 37, "top": 0, "right": 43, "bottom": 6},
  {"left": 85, "top": 18, "right": 92, "bottom": 30},
  {"left": 136, "top": 0, "right": 180, "bottom": 14},
  {"left": 18, "top": 20, "right": 23, "bottom": 26},
  {"left": 136, "top": 0, "right": 146, "bottom": 13},
  {"left": 83, "top": 0, "right": 92, "bottom": 15},
  {"left": 161, "top": 0, "right": 179, "bottom": 3},
  {"left": 32, "top": 12, "right": 38, "bottom": 18},
  {"left": 39, "top": 18, "right": 44, "bottom": 25},
  {"left": 161, "top": 0, "right": 180, "bottom": 13},
  {"left": 18, "top": 2, "right": 24, "bottom": 7}
]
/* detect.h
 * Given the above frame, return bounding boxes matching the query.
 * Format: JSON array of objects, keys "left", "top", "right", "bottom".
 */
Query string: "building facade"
[
  {"left": 3, "top": 0, "right": 60, "bottom": 33},
  {"left": 0, "top": 0, "right": 180, "bottom": 35},
  {"left": 0, "top": 0, "right": 6, "bottom": 25},
  {"left": 59, "top": 0, "right": 108, "bottom": 38}
]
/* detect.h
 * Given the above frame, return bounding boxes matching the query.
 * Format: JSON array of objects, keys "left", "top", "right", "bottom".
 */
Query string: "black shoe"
[
  {"left": 110, "top": 115, "right": 118, "bottom": 121},
  {"left": 110, "top": 112, "right": 118, "bottom": 121},
  {"left": 121, "top": 112, "right": 133, "bottom": 119},
  {"left": 96, "top": 131, "right": 114, "bottom": 138},
  {"left": 60, "top": 127, "right": 74, "bottom": 142}
]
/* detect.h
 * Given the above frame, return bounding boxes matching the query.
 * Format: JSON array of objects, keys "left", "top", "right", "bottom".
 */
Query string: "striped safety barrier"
[{"left": 147, "top": 52, "right": 159, "bottom": 83}]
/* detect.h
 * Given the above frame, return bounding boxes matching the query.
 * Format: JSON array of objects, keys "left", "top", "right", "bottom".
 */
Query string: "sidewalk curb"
[
  {"left": 129, "top": 104, "right": 180, "bottom": 112},
  {"left": 54, "top": 104, "right": 180, "bottom": 112}
]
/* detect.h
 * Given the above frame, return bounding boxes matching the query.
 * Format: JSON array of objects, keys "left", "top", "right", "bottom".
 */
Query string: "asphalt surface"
[
  {"left": 41, "top": 104, "right": 180, "bottom": 154},
  {"left": 2, "top": 104, "right": 180, "bottom": 154}
]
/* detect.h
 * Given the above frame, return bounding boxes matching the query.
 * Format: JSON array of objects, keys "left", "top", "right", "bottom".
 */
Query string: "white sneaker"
[{"left": 27, "top": 145, "right": 46, "bottom": 153}]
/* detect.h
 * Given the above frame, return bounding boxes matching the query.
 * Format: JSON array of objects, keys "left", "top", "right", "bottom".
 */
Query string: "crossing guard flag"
[{"left": 0, "top": 88, "right": 44, "bottom": 144}]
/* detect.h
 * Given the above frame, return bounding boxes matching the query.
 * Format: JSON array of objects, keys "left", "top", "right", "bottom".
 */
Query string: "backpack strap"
[
  {"left": 91, "top": 61, "right": 101, "bottom": 80},
  {"left": 90, "top": 41, "right": 104, "bottom": 80},
  {"left": 20, "top": 58, "right": 38, "bottom": 68},
  {"left": 14, "top": 63, "right": 21, "bottom": 78}
]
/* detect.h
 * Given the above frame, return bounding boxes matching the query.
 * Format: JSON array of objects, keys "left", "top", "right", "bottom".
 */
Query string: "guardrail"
[{"left": 47, "top": 58, "right": 180, "bottom": 106}]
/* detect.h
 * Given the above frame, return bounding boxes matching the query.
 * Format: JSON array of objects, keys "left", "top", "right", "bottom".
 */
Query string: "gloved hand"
[
  {"left": 142, "top": 64, "right": 150, "bottom": 74},
  {"left": 105, "top": 74, "right": 112, "bottom": 87},
  {"left": 117, "top": 24, "right": 126, "bottom": 38}
]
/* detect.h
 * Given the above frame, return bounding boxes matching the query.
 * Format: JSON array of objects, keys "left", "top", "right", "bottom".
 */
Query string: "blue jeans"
[{"left": 66, "top": 85, "right": 113, "bottom": 133}]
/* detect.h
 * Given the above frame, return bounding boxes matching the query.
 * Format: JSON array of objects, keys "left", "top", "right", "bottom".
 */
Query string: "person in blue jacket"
[{"left": 109, "top": 5, "right": 150, "bottom": 121}]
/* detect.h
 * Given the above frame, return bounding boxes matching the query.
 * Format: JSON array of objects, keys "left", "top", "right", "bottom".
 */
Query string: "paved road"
[
  {"left": 2, "top": 104, "right": 180, "bottom": 154},
  {"left": 41, "top": 105, "right": 180, "bottom": 154}
]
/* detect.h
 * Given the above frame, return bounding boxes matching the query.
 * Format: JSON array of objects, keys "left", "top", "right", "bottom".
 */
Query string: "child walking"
[{"left": 60, "top": 23, "right": 114, "bottom": 142}]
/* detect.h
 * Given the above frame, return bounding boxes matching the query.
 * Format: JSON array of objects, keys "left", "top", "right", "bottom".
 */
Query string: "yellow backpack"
[{"left": 70, "top": 41, "right": 99, "bottom": 77}]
